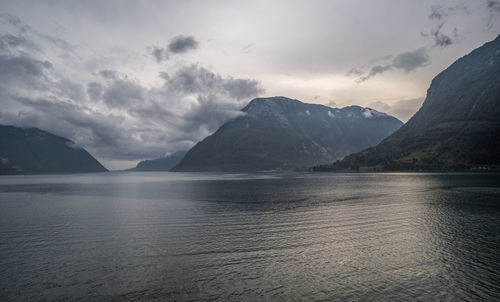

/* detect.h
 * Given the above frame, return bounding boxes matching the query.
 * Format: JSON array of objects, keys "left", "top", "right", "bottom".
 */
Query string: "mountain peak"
[
  {"left": 0, "top": 125, "right": 108, "bottom": 174},
  {"left": 173, "top": 98, "right": 402, "bottom": 172}
]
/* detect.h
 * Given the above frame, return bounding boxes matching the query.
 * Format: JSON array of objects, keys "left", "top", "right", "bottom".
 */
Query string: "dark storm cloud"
[
  {"left": 355, "top": 48, "right": 430, "bottom": 82},
  {"left": 168, "top": 35, "right": 199, "bottom": 54}
]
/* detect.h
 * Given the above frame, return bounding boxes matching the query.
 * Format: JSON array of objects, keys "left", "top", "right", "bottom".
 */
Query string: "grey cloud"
[
  {"left": 167, "top": 64, "right": 222, "bottom": 94},
  {"left": 87, "top": 82, "right": 103, "bottom": 101},
  {"left": 486, "top": 0, "right": 500, "bottom": 28},
  {"left": 422, "top": 4, "right": 468, "bottom": 48},
  {"left": 159, "top": 72, "right": 169, "bottom": 81},
  {"left": 0, "top": 33, "right": 39, "bottom": 52},
  {"left": 99, "top": 69, "right": 117, "bottom": 79},
  {"left": 223, "top": 78, "right": 264, "bottom": 100},
  {"left": 487, "top": 0, "right": 500, "bottom": 11},
  {"left": 368, "top": 98, "right": 424, "bottom": 122},
  {"left": 166, "top": 64, "right": 263, "bottom": 100},
  {"left": 0, "top": 13, "right": 74, "bottom": 55},
  {"left": 151, "top": 46, "right": 168, "bottom": 62},
  {"left": 181, "top": 94, "right": 245, "bottom": 135},
  {"left": 0, "top": 13, "right": 28, "bottom": 32},
  {"left": 392, "top": 48, "right": 430, "bottom": 72},
  {"left": 355, "top": 48, "right": 430, "bottom": 82},
  {"left": 0, "top": 54, "right": 52, "bottom": 88},
  {"left": 149, "top": 35, "right": 199, "bottom": 63},
  {"left": 359, "top": 64, "right": 392, "bottom": 81},
  {"left": 429, "top": 5, "right": 445, "bottom": 20},
  {"left": 168, "top": 35, "right": 199, "bottom": 54},
  {"left": 11, "top": 96, "right": 131, "bottom": 158},
  {"left": 424, "top": 22, "right": 454, "bottom": 47},
  {"left": 102, "top": 78, "right": 147, "bottom": 108},
  {"left": 55, "top": 78, "right": 86, "bottom": 102},
  {"left": 0, "top": 54, "right": 264, "bottom": 162}
]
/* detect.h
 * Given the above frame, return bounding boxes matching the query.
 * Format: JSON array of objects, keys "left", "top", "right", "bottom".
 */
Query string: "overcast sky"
[{"left": 0, "top": 0, "right": 499, "bottom": 169}]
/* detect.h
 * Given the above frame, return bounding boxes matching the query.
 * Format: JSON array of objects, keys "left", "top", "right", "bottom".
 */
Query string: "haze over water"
[{"left": 0, "top": 172, "right": 499, "bottom": 301}]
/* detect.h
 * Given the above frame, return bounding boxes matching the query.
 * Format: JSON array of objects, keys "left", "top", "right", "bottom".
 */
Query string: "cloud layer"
[{"left": 0, "top": 14, "right": 263, "bottom": 168}]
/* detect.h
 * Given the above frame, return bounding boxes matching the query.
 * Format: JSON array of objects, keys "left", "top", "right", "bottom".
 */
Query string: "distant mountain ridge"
[
  {"left": 172, "top": 97, "right": 402, "bottom": 172},
  {"left": 127, "top": 150, "right": 187, "bottom": 171},
  {"left": 0, "top": 125, "right": 108, "bottom": 175},
  {"left": 313, "top": 35, "right": 500, "bottom": 172}
]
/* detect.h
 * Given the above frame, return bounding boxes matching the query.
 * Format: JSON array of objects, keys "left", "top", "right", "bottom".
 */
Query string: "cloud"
[
  {"left": 487, "top": 0, "right": 500, "bottom": 12},
  {"left": 168, "top": 35, "right": 199, "bottom": 54},
  {"left": 151, "top": 46, "right": 168, "bottom": 62},
  {"left": 392, "top": 48, "right": 430, "bottom": 72},
  {"left": 0, "top": 14, "right": 264, "bottom": 167},
  {"left": 0, "top": 53, "right": 52, "bottom": 89},
  {"left": 354, "top": 48, "right": 430, "bottom": 82},
  {"left": 486, "top": 0, "right": 500, "bottom": 28},
  {"left": 421, "top": 4, "right": 468, "bottom": 48},
  {"left": 86, "top": 82, "right": 102, "bottom": 101},
  {"left": 368, "top": 98, "right": 424, "bottom": 122},
  {"left": 99, "top": 69, "right": 117, "bottom": 79},
  {"left": 149, "top": 35, "right": 199, "bottom": 63},
  {"left": 423, "top": 22, "right": 454, "bottom": 48},
  {"left": 359, "top": 64, "right": 392, "bottom": 81},
  {"left": 101, "top": 76, "right": 147, "bottom": 108}
]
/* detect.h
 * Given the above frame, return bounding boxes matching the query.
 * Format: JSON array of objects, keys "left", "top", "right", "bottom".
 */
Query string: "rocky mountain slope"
[
  {"left": 313, "top": 35, "right": 500, "bottom": 172},
  {"left": 0, "top": 125, "right": 108, "bottom": 174},
  {"left": 172, "top": 97, "right": 402, "bottom": 172}
]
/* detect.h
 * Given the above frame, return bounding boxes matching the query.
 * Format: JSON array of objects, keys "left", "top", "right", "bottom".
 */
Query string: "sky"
[{"left": 0, "top": 0, "right": 499, "bottom": 170}]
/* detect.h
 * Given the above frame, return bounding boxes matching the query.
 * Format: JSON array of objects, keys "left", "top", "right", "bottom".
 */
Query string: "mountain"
[
  {"left": 0, "top": 125, "right": 108, "bottom": 175},
  {"left": 172, "top": 97, "right": 402, "bottom": 172},
  {"left": 127, "top": 150, "right": 187, "bottom": 171},
  {"left": 313, "top": 35, "right": 500, "bottom": 172}
]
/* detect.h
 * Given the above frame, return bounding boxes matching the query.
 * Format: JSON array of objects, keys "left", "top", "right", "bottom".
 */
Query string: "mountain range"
[
  {"left": 127, "top": 151, "right": 187, "bottom": 172},
  {"left": 313, "top": 35, "right": 500, "bottom": 172},
  {"left": 0, "top": 125, "right": 107, "bottom": 175},
  {"left": 172, "top": 97, "right": 402, "bottom": 172}
]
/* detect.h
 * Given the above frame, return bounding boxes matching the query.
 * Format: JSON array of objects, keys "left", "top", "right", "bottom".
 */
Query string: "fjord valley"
[{"left": 1, "top": 1, "right": 500, "bottom": 301}]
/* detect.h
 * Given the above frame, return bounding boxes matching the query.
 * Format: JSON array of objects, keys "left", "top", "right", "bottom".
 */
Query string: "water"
[{"left": 0, "top": 172, "right": 499, "bottom": 301}]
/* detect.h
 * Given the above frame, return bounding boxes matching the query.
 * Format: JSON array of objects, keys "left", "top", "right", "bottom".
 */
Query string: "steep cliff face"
[
  {"left": 314, "top": 35, "right": 500, "bottom": 172},
  {"left": 172, "top": 96, "right": 402, "bottom": 172}
]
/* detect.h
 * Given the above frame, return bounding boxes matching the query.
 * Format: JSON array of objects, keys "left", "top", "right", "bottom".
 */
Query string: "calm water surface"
[{"left": 0, "top": 172, "right": 499, "bottom": 301}]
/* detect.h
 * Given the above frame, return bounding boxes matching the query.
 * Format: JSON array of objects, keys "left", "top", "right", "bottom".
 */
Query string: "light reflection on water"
[{"left": 0, "top": 172, "right": 499, "bottom": 301}]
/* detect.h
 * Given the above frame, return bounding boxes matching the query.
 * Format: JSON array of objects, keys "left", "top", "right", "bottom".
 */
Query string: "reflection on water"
[{"left": 0, "top": 172, "right": 499, "bottom": 301}]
